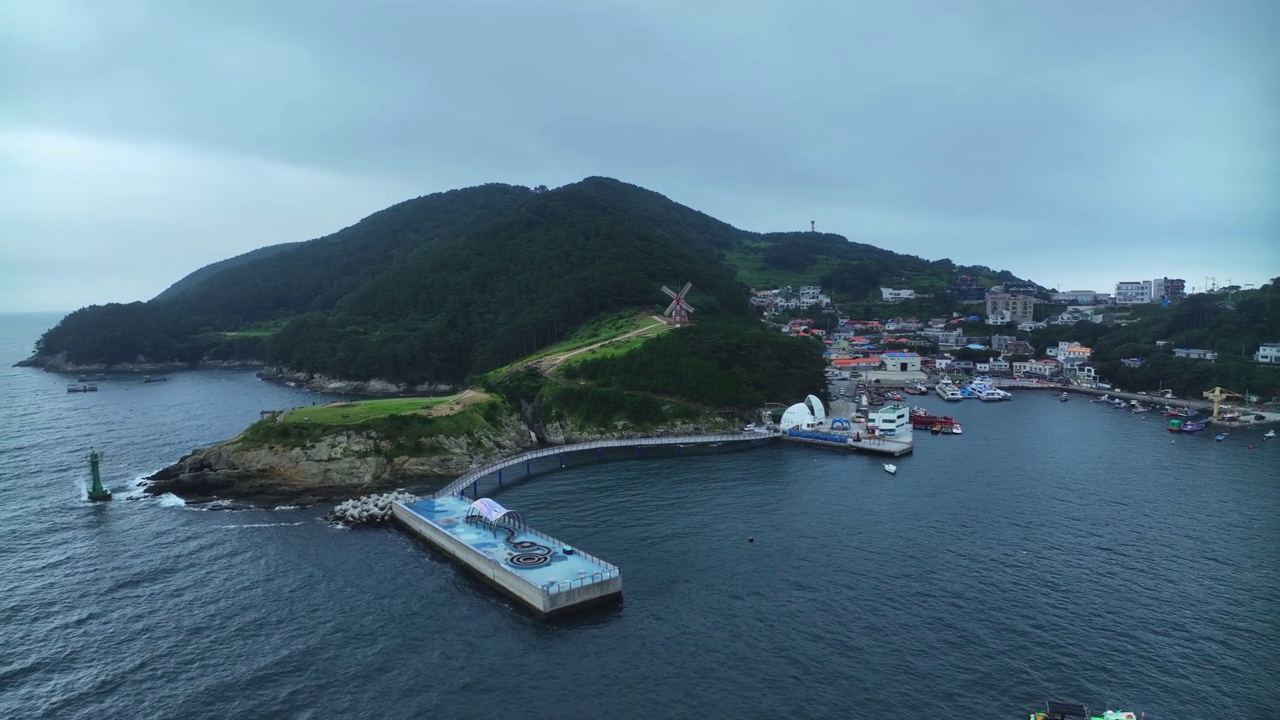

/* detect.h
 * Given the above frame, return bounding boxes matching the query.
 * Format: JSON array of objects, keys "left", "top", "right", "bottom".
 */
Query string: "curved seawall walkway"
[{"left": 434, "top": 431, "right": 774, "bottom": 499}]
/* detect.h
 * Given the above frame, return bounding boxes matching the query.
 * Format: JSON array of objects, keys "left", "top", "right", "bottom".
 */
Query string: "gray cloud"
[{"left": 1, "top": 0, "right": 1276, "bottom": 311}]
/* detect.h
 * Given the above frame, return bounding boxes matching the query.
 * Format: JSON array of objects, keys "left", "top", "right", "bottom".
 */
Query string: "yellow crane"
[{"left": 1202, "top": 387, "right": 1241, "bottom": 419}]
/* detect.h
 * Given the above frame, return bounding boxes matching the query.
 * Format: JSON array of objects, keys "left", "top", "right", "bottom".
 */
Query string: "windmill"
[{"left": 661, "top": 282, "right": 695, "bottom": 325}]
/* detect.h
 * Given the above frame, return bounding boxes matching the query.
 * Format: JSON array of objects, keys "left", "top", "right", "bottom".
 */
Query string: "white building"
[
  {"left": 1255, "top": 343, "right": 1280, "bottom": 364},
  {"left": 1050, "top": 290, "right": 1099, "bottom": 304},
  {"left": 1017, "top": 321, "right": 1047, "bottom": 332},
  {"left": 1115, "top": 281, "right": 1153, "bottom": 304},
  {"left": 880, "top": 288, "right": 916, "bottom": 302},
  {"left": 867, "top": 405, "right": 911, "bottom": 437},
  {"left": 1172, "top": 348, "right": 1218, "bottom": 361}
]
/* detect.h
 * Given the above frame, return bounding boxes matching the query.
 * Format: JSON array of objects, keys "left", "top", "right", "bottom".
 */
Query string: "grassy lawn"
[
  {"left": 480, "top": 309, "right": 668, "bottom": 378},
  {"left": 553, "top": 335, "right": 652, "bottom": 371},
  {"left": 280, "top": 395, "right": 460, "bottom": 424}
]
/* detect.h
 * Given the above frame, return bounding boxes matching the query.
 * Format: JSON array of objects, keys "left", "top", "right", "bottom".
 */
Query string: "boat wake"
[{"left": 213, "top": 522, "right": 306, "bottom": 529}]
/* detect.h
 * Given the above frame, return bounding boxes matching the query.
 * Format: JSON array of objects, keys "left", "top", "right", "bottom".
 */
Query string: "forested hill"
[
  {"left": 26, "top": 175, "right": 1026, "bottom": 385},
  {"left": 153, "top": 241, "right": 303, "bottom": 301}
]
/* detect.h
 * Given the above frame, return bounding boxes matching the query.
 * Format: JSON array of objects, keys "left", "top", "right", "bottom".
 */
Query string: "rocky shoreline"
[
  {"left": 13, "top": 351, "right": 265, "bottom": 373},
  {"left": 142, "top": 408, "right": 734, "bottom": 507}
]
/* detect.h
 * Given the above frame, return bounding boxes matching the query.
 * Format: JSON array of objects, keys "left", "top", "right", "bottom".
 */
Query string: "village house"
[
  {"left": 1172, "top": 348, "right": 1218, "bottom": 361},
  {"left": 880, "top": 351, "right": 922, "bottom": 373},
  {"left": 1254, "top": 343, "right": 1280, "bottom": 364}
]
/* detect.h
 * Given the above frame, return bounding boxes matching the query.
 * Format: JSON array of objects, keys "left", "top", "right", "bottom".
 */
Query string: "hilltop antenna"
[{"left": 810, "top": 220, "right": 815, "bottom": 232}]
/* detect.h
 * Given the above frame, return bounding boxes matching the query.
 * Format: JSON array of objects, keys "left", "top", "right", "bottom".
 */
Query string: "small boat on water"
[
  {"left": 1215, "top": 433, "right": 1228, "bottom": 442},
  {"left": 1091, "top": 394, "right": 1111, "bottom": 403},
  {"left": 1030, "top": 702, "right": 1142, "bottom": 720},
  {"left": 1059, "top": 392, "right": 1069, "bottom": 402},
  {"left": 77, "top": 373, "right": 107, "bottom": 382},
  {"left": 1164, "top": 408, "right": 1196, "bottom": 418},
  {"left": 66, "top": 384, "right": 98, "bottom": 393},
  {"left": 1131, "top": 404, "right": 1151, "bottom": 413},
  {"left": 143, "top": 375, "right": 169, "bottom": 383},
  {"left": 1264, "top": 429, "right": 1276, "bottom": 440},
  {"left": 1181, "top": 421, "right": 1206, "bottom": 433},
  {"left": 951, "top": 423, "right": 963, "bottom": 435},
  {"left": 883, "top": 464, "right": 897, "bottom": 475}
]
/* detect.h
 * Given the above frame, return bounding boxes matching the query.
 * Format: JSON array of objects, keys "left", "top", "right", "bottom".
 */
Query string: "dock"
[
  {"left": 392, "top": 496, "right": 622, "bottom": 617},
  {"left": 780, "top": 429, "right": 914, "bottom": 456}
]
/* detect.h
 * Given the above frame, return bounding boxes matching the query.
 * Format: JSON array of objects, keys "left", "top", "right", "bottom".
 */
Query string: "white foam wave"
[
  {"left": 156, "top": 493, "right": 186, "bottom": 507},
  {"left": 273, "top": 505, "right": 301, "bottom": 511},
  {"left": 213, "top": 522, "right": 306, "bottom": 529}
]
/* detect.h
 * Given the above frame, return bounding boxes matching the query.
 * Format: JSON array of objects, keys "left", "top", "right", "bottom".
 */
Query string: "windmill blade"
[
  {"left": 681, "top": 300, "right": 696, "bottom": 313},
  {"left": 679, "top": 282, "right": 692, "bottom": 298},
  {"left": 664, "top": 299, "right": 678, "bottom": 315},
  {"left": 662, "top": 285, "right": 679, "bottom": 299}
]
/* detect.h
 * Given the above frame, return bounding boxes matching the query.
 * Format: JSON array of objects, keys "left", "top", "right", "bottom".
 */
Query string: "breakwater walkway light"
[{"left": 87, "top": 449, "right": 112, "bottom": 501}]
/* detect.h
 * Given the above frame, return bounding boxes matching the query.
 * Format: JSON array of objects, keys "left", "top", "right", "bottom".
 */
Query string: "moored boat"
[
  {"left": 1215, "top": 432, "right": 1228, "bottom": 442},
  {"left": 1059, "top": 392, "right": 1069, "bottom": 402},
  {"left": 1264, "top": 429, "right": 1275, "bottom": 440},
  {"left": 1181, "top": 421, "right": 1206, "bottom": 433},
  {"left": 936, "top": 382, "right": 963, "bottom": 401},
  {"left": 883, "top": 463, "right": 897, "bottom": 475},
  {"left": 66, "top": 384, "right": 98, "bottom": 393}
]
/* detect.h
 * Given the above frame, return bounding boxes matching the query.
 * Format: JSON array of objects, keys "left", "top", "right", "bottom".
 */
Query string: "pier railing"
[{"left": 433, "top": 431, "right": 773, "bottom": 499}]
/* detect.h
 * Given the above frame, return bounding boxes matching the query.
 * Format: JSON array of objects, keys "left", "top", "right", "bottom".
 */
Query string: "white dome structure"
[
  {"left": 780, "top": 402, "right": 815, "bottom": 430},
  {"left": 805, "top": 394, "right": 827, "bottom": 424}
]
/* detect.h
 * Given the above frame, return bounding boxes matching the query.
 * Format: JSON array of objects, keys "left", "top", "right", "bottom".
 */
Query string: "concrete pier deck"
[
  {"left": 780, "top": 430, "right": 914, "bottom": 456},
  {"left": 392, "top": 497, "right": 622, "bottom": 617}
]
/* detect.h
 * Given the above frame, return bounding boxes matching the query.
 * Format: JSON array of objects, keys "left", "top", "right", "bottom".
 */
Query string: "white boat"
[
  {"left": 936, "top": 382, "right": 963, "bottom": 401},
  {"left": 883, "top": 463, "right": 897, "bottom": 475},
  {"left": 1092, "top": 394, "right": 1111, "bottom": 403},
  {"left": 1131, "top": 404, "right": 1151, "bottom": 413},
  {"left": 1265, "top": 429, "right": 1276, "bottom": 440},
  {"left": 951, "top": 423, "right": 963, "bottom": 435},
  {"left": 1059, "top": 392, "right": 1069, "bottom": 402}
]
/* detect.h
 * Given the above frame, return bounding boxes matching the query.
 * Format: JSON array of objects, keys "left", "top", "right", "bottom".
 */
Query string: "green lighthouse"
[{"left": 87, "top": 449, "right": 112, "bottom": 501}]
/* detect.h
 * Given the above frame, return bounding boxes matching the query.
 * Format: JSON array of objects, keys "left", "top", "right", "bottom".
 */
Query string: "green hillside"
[{"left": 25, "top": 176, "right": 1027, "bottom": 390}]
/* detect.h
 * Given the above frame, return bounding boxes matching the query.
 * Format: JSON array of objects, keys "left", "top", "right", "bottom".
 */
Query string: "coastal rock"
[
  {"left": 144, "top": 404, "right": 735, "bottom": 507},
  {"left": 257, "top": 365, "right": 460, "bottom": 396},
  {"left": 325, "top": 490, "right": 420, "bottom": 527}
]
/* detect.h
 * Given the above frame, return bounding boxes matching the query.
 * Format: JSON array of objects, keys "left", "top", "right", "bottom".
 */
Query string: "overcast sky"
[{"left": 2, "top": 0, "right": 1276, "bottom": 312}]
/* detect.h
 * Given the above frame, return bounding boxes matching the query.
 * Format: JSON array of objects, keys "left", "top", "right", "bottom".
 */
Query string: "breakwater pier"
[{"left": 392, "top": 432, "right": 773, "bottom": 615}]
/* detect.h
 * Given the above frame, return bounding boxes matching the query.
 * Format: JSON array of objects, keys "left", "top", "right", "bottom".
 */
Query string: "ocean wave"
[{"left": 156, "top": 493, "right": 186, "bottom": 507}]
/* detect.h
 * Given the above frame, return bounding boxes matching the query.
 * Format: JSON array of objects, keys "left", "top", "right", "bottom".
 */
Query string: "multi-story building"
[
  {"left": 1050, "top": 290, "right": 1098, "bottom": 304},
  {"left": 1115, "top": 281, "right": 1153, "bottom": 304},
  {"left": 1254, "top": 343, "right": 1280, "bottom": 364},
  {"left": 1000, "top": 280, "right": 1041, "bottom": 296},
  {"left": 950, "top": 274, "right": 985, "bottom": 302},
  {"left": 986, "top": 293, "right": 1036, "bottom": 323},
  {"left": 880, "top": 288, "right": 916, "bottom": 302},
  {"left": 1152, "top": 278, "right": 1186, "bottom": 302}
]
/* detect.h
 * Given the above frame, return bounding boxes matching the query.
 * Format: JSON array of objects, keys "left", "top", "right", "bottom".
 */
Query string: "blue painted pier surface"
[
  {"left": 392, "top": 496, "right": 622, "bottom": 616},
  {"left": 391, "top": 432, "right": 774, "bottom": 615}
]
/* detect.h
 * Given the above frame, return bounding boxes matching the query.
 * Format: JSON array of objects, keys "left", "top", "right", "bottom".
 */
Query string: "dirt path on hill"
[
  {"left": 533, "top": 316, "right": 669, "bottom": 374},
  {"left": 423, "top": 389, "right": 492, "bottom": 417}
]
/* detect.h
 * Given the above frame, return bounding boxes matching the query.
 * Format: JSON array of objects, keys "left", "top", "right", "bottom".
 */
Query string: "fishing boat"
[
  {"left": 883, "top": 464, "right": 897, "bottom": 475},
  {"left": 1131, "top": 404, "right": 1151, "bottom": 413},
  {"left": 1091, "top": 394, "right": 1111, "bottom": 403},
  {"left": 1181, "top": 421, "right": 1206, "bottom": 433},
  {"left": 930, "top": 424, "right": 942, "bottom": 435},
  {"left": 1029, "top": 702, "right": 1143, "bottom": 720},
  {"left": 1164, "top": 408, "right": 1196, "bottom": 418},
  {"left": 1215, "top": 433, "right": 1228, "bottom": 442},
  {"left": 950, "top": 423, "right": 963, "bottom": 435},
  {"left": 66, "top": 384, "right": 98, "bottom": 393},
  {"left": 1059, "top": 392, "right": 1069, "bottom": 402},
  {"left": 1264, "top": 429, "right": 1275, "bottom": 440},
  {"left": 143, "top": 375, "right": 169, "bottom": 383}
]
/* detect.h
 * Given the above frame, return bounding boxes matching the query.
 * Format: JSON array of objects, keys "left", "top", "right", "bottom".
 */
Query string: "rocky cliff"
[{"left": 144, "top": 406, "right": 734, "bottom": 506}]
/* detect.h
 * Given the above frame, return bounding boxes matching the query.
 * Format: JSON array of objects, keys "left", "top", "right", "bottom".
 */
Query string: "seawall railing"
[{"left": 433, "top": 431, "right": 774, "bottom": 499}]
